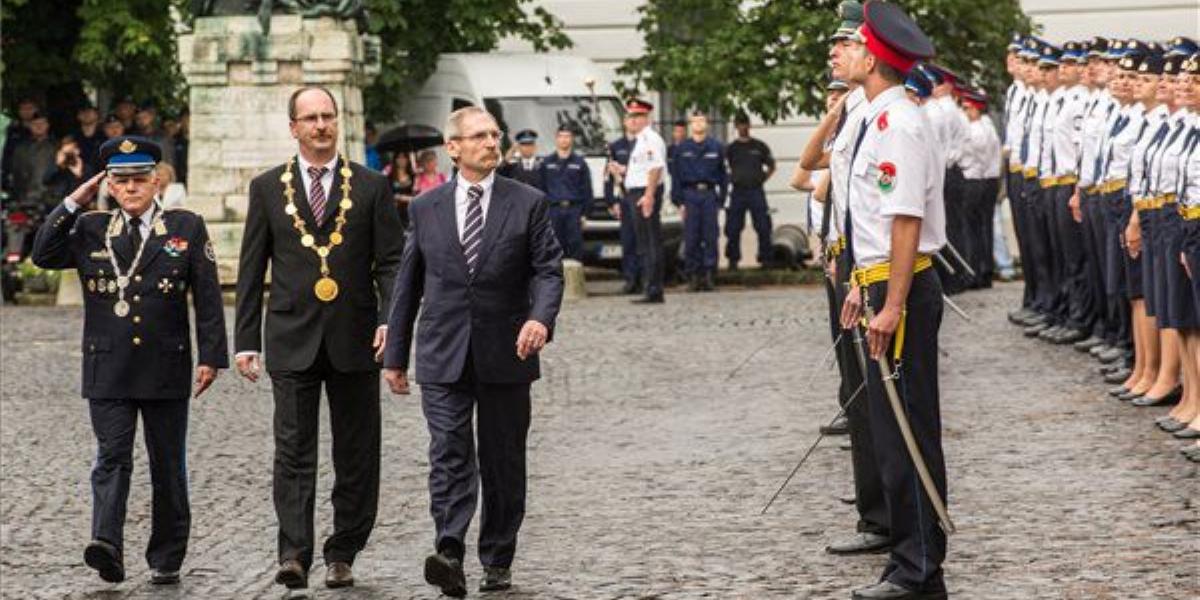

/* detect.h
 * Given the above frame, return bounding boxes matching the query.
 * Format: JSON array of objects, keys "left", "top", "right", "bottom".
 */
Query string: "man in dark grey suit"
[
  {"left": 234, "top": 86, "right": 404, "bottom": 590},
  {"left": 383, "top": 106, "right": 564, "bottom": 597}
]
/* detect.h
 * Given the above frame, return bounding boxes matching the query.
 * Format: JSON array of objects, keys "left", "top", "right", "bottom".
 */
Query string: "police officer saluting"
[
  {"left": 499, "top": 129, "right": 544, "bottom": 190},
  {"left": 838, "top": 3, "right": 949, "bottom": 598},
  {"left": 674, "top": 112, "right": 728, "bottom": 291},
  {"left": 31, "top": 136, "right": 228, "bottom": 585},
  {"left": 538, "top": 124, "right": 593, "bottom": 260}
]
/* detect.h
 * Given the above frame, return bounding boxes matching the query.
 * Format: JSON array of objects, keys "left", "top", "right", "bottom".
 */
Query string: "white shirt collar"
[
  {"left": 863, "top": 86, "right": 907, "bottom": 125},
  {"left": 297, "top": 153, "right": 339, "bottom": 175},
  {"left": 456, "top": 170, "right": 496, "bottom": 198}
]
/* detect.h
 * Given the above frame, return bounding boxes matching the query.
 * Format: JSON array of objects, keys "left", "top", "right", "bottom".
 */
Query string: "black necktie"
[{"left": 128, "top": 216, "right": 143, "bottom": 249}]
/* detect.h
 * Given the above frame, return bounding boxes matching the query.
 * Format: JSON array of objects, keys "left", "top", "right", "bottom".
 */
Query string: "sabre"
[
  {"left": 942, "top": 240, "right": 977, "bottom": 279},
  {"left": 725, "top": 294, "right": 827, "bottom": 381},
  {"left": 861, "top": 303, "right": 956, "bottom": 535},
  {"left": 933, "top": 252, "right": 957, "bottom": 276},
  {"left": 760, "top": 380, "right": 866, "bottom": 515},
  {"left": 942, "top": 294, "right": 972, "bottom": 322}
]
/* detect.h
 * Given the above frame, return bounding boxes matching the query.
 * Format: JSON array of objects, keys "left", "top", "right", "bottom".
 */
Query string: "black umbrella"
[{"left": 375, "top": 123, "right": 444, "bottom": 154}]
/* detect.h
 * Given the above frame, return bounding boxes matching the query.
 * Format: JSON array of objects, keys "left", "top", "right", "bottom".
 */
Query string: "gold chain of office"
[{"left": 281, "top": 155, "right": 353, "bottom": 302}]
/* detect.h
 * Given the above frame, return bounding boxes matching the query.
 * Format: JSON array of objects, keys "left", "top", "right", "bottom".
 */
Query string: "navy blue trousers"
[
  {"left": 617, "top": 195, "right": 641, "bottom": 285},
  {"left": 682, "top": 188, "right": 719, "bottom": 275},
  {"left": 724, "top": 186, "right": 772, "bottom": 264},
  {"left": 89, "top": 397, "right": 190, "bottom": 571},
  {"left": 548, "top": 205, "right": 584, "bottom": 261},
  {"left": 420, "top": 362, "right": 532, "bottom": 568}
]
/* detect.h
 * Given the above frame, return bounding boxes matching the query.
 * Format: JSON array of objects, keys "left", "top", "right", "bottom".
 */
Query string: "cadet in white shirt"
[
  {"left": 1005, "top": 37, "right": 1044, "bottom": 323},
  {"left": 920, "top": 64, "right": 971, "bottom": 293},
  {"left": 1173, "top": 53, "right": 1200, "bottom": 458},
  {"left": 959, "top": 88, "right": 1002, "bottom": 286}
]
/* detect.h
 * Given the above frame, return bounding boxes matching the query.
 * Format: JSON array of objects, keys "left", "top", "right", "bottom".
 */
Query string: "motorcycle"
[{"left": 1, "top": 194, "right": 46, "bottom": 303}]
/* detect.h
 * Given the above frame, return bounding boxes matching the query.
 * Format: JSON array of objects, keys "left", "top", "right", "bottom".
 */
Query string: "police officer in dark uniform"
[
  {"left": 498, "top": 129, "right": 544, "bottom": 190},
  {"left": 725, "top": 111, "right": 776, "bottom": 270},
  {"left": 605, "top": 121, "right": 641, "bottom": 293},
  {"left": 673, "top": 112, "right": 728, "bottom": 291},
  {"left": 31, "top": 136, "right": 228, "bottom": 586},
  {"left": 538, "top": 124, "right": 593, "bottom": 260}
]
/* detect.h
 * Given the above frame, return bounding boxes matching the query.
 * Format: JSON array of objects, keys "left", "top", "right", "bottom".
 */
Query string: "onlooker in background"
[
  {"left": 172, "top": 109, "right": 189, "bottom": 186},
  {"left": 724, "top": 111, "right": 776, "bottom": 270},
  {"left": 412, "top": 149, "right": 447, "bottom": 196},
  {"left": 113, "top": 96, "right": 137, "bottom": 132},
  {"left": 2, "top": 98, "right": 39, "bottom": 192},
  {"left": 133, "top": 103, "right": 176, "bottom": 168},
  {"left": 42, "top": 135, "right": 95, "bottom": 205},
  {"left": 101, "top": 113, "right": 125, "bottom": 141},
  {"left": 155, "top": 162, "right": 187, "bottom": 209},
  {"left": 364, "top": 122, "right": 382, "bottom": 171},
  {"left": 73, "top": 103, "right": 105, "bottom": 171},
  {"left": 388, "top": 152, "right": 415, "bottom": 227},
  {"left": 10, "top": 113, "right": 57, "bottom": 206}
]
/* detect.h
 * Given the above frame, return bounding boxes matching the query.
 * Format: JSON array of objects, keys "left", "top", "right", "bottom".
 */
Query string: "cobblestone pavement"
[{"left": 2, "top": 282, "right": 1197, "bottom": 599}]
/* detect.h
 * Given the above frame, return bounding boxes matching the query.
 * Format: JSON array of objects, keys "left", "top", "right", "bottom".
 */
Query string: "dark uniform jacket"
[
  {"left": 498, "top": 156, "right": 544, "bottom": 190},
  {"left": 235, "top": 158, "right": 404, "bottom": 373},
  {"left": 32, "top": 203, "right": 229, "bottom": 400},
  {"left": 538, "top": 151, "right": 593, "bottom": 206},
  {"left": 604, "top": 136, "right": 633, "bottom": 205},
  {"left": 383, "top": 175, "right": 564, "bottom": 384}
]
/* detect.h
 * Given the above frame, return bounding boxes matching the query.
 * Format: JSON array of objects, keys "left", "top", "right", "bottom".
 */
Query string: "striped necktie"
[
  {"left": 462, "top": 184, "right": 485, "bottom": 276},
  {"left": 307, "top": 166, "right": 329, "bottom": 226}
]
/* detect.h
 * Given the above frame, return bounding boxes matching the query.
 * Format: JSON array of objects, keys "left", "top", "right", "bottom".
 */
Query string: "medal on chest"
[
  {"left": 282, "top": 156, "right": 353, "bottom": 302},
  {"left": 104, "top": 208, "right": 164, "bottom": 318}
]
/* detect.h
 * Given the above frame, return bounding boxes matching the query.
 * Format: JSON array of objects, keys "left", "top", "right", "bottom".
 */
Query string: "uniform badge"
[
  {"left": 154, "top": 220, "right": 167, "bottom": 236},
  {"left": 87, "top": 278, "right": 97, "bottom": 292},
  {"left": 158, "top": 278, "right": 172, "bottom": 293},
  {"left": 205, "top": 240, "right": 217, "bottom": 263},
  {"left": 877, "top": 111, "right": 889, "bottom": 131},
  {"left": 118, "top": 139, "right": 137, "bottom": 154},
  {"left": 878, "top": 162, "right": 897, "bottom": 193},
  {"left": 88, "top": 250, "right": 111, "bottom": 260},
  {"left": 164, "top": 237, "right": 189, "bottom": 257}
]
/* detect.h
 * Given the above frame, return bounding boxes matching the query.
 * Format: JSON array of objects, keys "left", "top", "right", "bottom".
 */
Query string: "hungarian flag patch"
[{"left": 878, "top": 162, "right": 896, "bottom": 192}]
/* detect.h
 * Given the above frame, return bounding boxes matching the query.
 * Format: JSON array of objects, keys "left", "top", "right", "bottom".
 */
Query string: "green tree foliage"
[
  {"left": 619, "top": 0, "right": 1033, "bottom": 123},
  {"left": 74, "top": 0, "right": 188, "bottom": 113},
  {"left": 361, "top": 0, "right": 572, "bottom": 123}
]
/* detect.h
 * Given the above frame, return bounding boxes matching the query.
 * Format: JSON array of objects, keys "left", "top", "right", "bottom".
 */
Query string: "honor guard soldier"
[
  {"left": 839, "top": 3, "right": 949, "bottom": 598},
  {"left": 605, "top": 119, "right": 642, "bottom": 293},
  {"left": 499, "top": 129, "right": 544, "bottom": 190},
  {"left": 673, "top": 112, "right": 728, "bottom": 291},
  {"left": 538, "top": 124, "right": 593, "bottom": 260},
  {"left": 30, "top": 136, "right": 228, "bottom": 586}
]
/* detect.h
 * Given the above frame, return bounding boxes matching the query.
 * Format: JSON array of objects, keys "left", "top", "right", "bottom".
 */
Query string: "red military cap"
[
  {"left": 858, "top": 0, "right": 935, "bottom": 74},
  {"left": 625, "top": 98, "right": 654, "bottom": 114}
]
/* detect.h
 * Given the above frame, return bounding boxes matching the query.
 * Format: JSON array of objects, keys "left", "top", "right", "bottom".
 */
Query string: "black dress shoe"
[
  {"left": 325, "top": 561, "right": 354, "bottom": 589},
  {"left": 1104, "top": 369, "right": 1132, "bottom": 384},
  {"left": 1024, "top": 322, "right": 1050, "bottom": 337},
  {"left": 84, "top": 540, "right": 124, "bottom": 583},
  {"left": 275, "top": 559, "right": 308, "bottom": 589},
  {"left": 632, "top": 294, "right": 665, "bottom": 304},
  {"left": 150, "top": 569, "right": 180, "bottom": 585},
  {"left": 1074, "top": 335, "right": 1104, "bottom": 351},
  {"left": 852, "top": 580, "right": 947, "bottom": 600},
  {"left": 820, "top": 415, "right": 850, "bottom": 436},
  {"left": 1098, "top": 347, "right": 1127, "bottom": 363},
  {"left": 825, "top": 532, "right": 891, "bottom": 555},
  {"left": 1036, "top": 325, "right": 1062, "bottom": 340},
  {"left": 1053, "top": 329, "right": 1087, "bottom": 344},
  {"left": 1132, "top": 387, "right": 1182, "bottom": 407},
  {"left": 1090, "top": 343, "right": 1113, "bottom": 357},
  {"left": 1007, "top": 309, "right": 1030, "bottom": 324},
  {"left": 1173, "top": 427, "right": 1200, "bottom": 439},
  {"left": 702, "top": 271, "right": 717, "bottom": 291},
  {"left": 479, "top": 566, "right": 512, "bottom": 592},
  {"left": 1021, "top": 313, "right": 1049, "bottom": 326},
  {"left": 620, "top": 280, "right": 642, "bottom": 295},
  {"left": 424, "top": 552, "right": 467, "bottom": 598}
]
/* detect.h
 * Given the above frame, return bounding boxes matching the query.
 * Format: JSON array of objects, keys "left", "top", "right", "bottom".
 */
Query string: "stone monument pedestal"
[{"left": 178, "top": 15, "right": 379, "bottom": 283}]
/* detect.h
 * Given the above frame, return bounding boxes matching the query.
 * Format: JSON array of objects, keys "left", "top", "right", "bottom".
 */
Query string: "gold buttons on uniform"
[
  {"left": 132, "top": 337, "right": 142, "bottom": 345},
  {"left": 134, "top": 275, "right": 142, "bottom": 283},
  {"left": 133, "top": 316, "right": 141, "bottom": 324},
  {"left": 132, "top": 295, "right": 140, "bottom": 303}
]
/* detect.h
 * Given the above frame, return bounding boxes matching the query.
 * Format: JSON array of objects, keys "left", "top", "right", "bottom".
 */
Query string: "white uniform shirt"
[
  {"left": 1038, "top": 87, "right": 1066, "bottom": 175},
  {"left": 624, "top": 126, "right": 667, "bottom": 189},
  {"left": 925, "top": 95, "right": 968, "bottom": 168},
  {"left": 1004, "top": 82, "right": 1030, "bottom": 168},
  {"left": 1050, "top": 84, "right": 1088, "bottom": 177},
  {"left": 828, "top": 86, "right": 870, "bottom": 242},
  {"left": 1180, "top": 123, "right": 1200, "bottom": 205},
  {"left": 454, "top": 171, "right": 495, "bottom": 241},
  {"left": 1151, "top": 110, "right": 1194, "bottom": 198},
  {"left": 1078, "top": 89, "right": 1117, "bottom": 188},
  {"left": 1128, "top": 104, "right": 1170, "bottom": 198},
  {"left": 1104, "top": 102, "right": 1147, "bottom": 182},
  {"left": 960, "top": 115, "right": 1002, "bottom": 179},
  {"left": 846, "top": 86, "right": 947, "bottom": 267},
  {"left": 1023, "top": 89, "right": 1049, "bottom": 171}
]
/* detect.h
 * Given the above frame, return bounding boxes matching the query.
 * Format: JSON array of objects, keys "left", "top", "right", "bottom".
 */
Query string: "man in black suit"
[
  {"left": 234, "top": 86, "right": 404, "bottom": 590},
  {"left": 383, "top": 106, "right": 564, "bottom": 597},
  {"left": 32, "top": 136, "right": 228, "bottom": 586}
]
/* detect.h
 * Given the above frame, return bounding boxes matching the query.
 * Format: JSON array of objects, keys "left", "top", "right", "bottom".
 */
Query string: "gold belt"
[
  {"left": 1023, "top": 167, "right": 1038, "bottom": 180},
  {"left": 1099, "top": 179, "right": 1126, "bottom": 194},
  {"left": 1008, "top": 164, "right": 1024, "bottom": 174},
  {"left": 826, "top": 236, "right": 847, "bottom": 259},
  {"left": 1133, "top": 197, "right": 1155, "bottom": 211},
  {"left": 1085, "top": 185, "right": 1101, "bottom": 195},
  {"left": 1160, "top": 193, "right": 1178, "bottom": 205},
  {"left": 1180, "top": 205, "right": 1200, "bottom": 220},
  {"left": 851, "top": 255, "right": 933, "bottom": 363},
  {"left": 1039, "top": 174, "right": 1079, "bottom": 188}
]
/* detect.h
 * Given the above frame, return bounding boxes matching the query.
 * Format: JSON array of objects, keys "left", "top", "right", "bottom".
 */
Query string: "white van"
[{"left": 395, "top": 53, "right": 683, "bottom": 275}]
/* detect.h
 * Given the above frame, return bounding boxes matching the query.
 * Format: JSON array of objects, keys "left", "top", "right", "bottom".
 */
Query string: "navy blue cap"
[
  {"left": 1019, "top": 37, "right": 1043, "bottom": 60},
  {"left": 1163, "top": 55, "right": 1185, "bottom": 75},
  {"left": 904, "top": 67, "right": 933, "bottom": 98},
  {"left": 1007, "top": 33, "right": 1023, "bottom": 52},
  {"left": 1062, "top": 41, "right": 1088, "bottom": 64},
  {"left": 1137, "top": 53, "right": 1165, "bottom": 75},
  {"left": 1088, "top": 37, "right": 1110, "bottom": 58},
  {"left": 1037, "top": 44, "right": 1062, "bottom": 67},
  {"left": 1118, "top": 52, "right": 1145, "bottom": 72},
  {"left": 1183, "top": 53, "right": 1200, "bottom": 75},
  {"left": 1167, "top": 36, "right": 1198, "bottom": 58},
  {"left": 514, "top": 129, "right": 537, "bottom": 144},
  {"left": 831, "top": 1, "right": 864, "bottom": 41},
  {"left": 98, "top": 136, "right": 161, "bottom": 174}
]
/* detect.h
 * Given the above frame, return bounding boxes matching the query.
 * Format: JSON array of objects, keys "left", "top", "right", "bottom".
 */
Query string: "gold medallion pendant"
[{"left": 314, "top": 277, "right": 339, "bottom": 302}]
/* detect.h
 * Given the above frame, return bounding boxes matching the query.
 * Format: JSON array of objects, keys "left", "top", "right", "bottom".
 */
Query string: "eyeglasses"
[
  {"left": 451, "top": 129, "right": 502, "bottom": 143},
  {"left": 293, "top": 112, "right": 338, "bottom": 125}
]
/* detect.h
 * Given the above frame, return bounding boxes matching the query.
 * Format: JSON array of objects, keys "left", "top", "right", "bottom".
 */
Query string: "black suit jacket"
[
  {"left": 32, "top": 203, "right": 229, "bottom": 400},
  {"left": 383, "top": 174, "right": 564, "bottom": 384},
  {"left": 235, "top": 158, "right": 404, "bottom": 372}
]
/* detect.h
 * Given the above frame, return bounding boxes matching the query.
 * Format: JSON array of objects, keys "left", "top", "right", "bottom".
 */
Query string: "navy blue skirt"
[
  {"left": 1158, "top": 210, "right": 1197, "bottom": 330},
  {"left": 1184, "top": 219, "right": 1200, "bottom": 325},
  {"left": 1141, "top": 207, "right": 1158, "bottom": 315}
]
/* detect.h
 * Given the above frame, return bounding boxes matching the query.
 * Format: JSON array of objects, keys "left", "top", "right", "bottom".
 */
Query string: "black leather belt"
[
  {"left": 549, "top": 200, "right": 576, "bottom": 208},
  {"left": 684, "top": 182, "right": 715, "bottom": 191}
]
